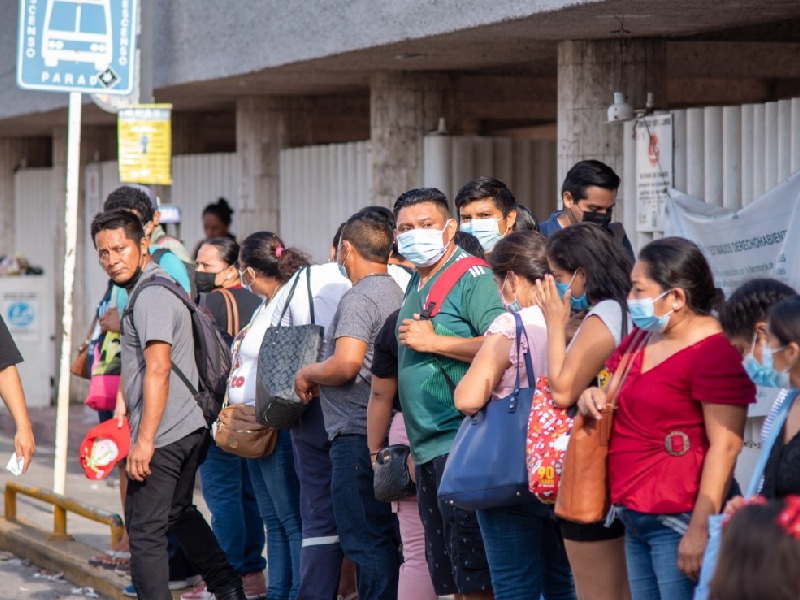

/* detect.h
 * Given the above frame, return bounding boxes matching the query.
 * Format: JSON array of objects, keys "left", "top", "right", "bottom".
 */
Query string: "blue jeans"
[
  {"left": 199, "top": 442, "right": 266, "bottom": 576},
  {"left": 247, "top": 429, "right": 303, "bottom": 600},
  {"left": 477, "top": 502, "right": 576, "bottom": 600},
  {"left": 618, "top": 507, "right": 695, "bottom": 600},
  {"left": 330, "top": 434, "right": 400, "bottom": 600},
  {"left": 291, "top": 398, "right": 343, "bottom": 600}
]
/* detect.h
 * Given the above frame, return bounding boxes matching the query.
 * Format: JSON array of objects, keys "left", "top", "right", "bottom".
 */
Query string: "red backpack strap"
[{"left": 421, "top": 257, "right": 489, "bottom": 319}]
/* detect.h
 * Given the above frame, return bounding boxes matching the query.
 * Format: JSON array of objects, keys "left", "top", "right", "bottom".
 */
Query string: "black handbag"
[
  {"left": 373, "top": 444, "right": 416, "bottom": 502},
  {"left": 255, "top": 268, "right": 324, "bottom": 429}
]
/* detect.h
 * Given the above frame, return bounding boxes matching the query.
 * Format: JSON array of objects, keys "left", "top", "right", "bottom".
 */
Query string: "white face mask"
[
  {"left": 396, "top": 220, "right": 453, "bottom": 267},
  {"left": 460, "top": 218, "right": 504, "bottom": 252}
]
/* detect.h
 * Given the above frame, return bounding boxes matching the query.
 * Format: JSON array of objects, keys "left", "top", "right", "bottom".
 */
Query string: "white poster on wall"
[
  {"left": 635, "top": 114, "right": 673, "bottom": 233},
  {"left": 2, "top": 290, "right": 40, "bottom": 342}
]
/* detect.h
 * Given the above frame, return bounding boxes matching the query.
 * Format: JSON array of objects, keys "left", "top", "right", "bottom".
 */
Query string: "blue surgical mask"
[
  {"left": 627, "top": 290, "right": 673, "bottom": 332},
  {"left": 749, "top": 344, "right": 794, "bottom": 388},
  {"left": 337, "top": 245, "right": 350, "bottom": 280},
  {"left": 396, "top": 221, "right": 452, "bottom": 267},
  {"left": 742, "top": 334, "right": 770, "bottom": 386},
  {"left": 555, "top": 271, "right": 590, "bottom": 311},
  {"left": 460, "top": 219, "right": 503, "bottom": 253},
  {"left": 238, "top": 268, "right": 253, "bottom": 293},
  {"left": 500, "top": 278, "right": 522, "bottom": 313}
]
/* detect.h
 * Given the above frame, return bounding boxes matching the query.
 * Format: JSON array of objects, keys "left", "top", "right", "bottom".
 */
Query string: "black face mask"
[
  {"left": 122, "top": 265, "right": 145, "bottom": 290},
  {"left": 581, "top": 210, "right": 613, "bottom": 229},
  {"left": 195, "top": 271, "right": 219, "bottom": 294}
]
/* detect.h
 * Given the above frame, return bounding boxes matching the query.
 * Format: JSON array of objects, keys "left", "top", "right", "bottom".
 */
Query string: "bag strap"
[
  {"left": 421, "top": 257, "right": 488, "bottom": 319},
  {"left": 216, "top": 288, "right": 239, "bottom": 337},
  {"left": 306, "top": 267, "right": 315, "bottom": 325},
  {"left": 746, "top": 389, "right": 798, "bottom": 497},
  {"left": 151, "top": 247, "right": 168, "bottom": 265},
  {"left": 419, "top": 257, "right": 488, "bottom": 394},
  {"left": 512, "top": 311, "right": 535, "bottom": 393},
  {"left": 276, "top": 269, "right": 304, "bottom": 326},
  {"left": 603, "top": 328, "right": 650, "bottom": 408},
  {"left": 125, "top": 275, "right": 200, "bottom": 396}
]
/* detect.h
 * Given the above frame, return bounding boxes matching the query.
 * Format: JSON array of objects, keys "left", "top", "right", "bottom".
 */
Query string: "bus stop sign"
[{"left": 17, "top": 0, "right": 138, "bottom": 94}]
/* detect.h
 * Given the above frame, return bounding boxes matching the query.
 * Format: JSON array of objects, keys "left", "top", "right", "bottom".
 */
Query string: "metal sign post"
[
  {"left": 53, "top": 92, "right": 82, "bottom": 496},
  {"left": 16, "top": 0, "right": 139, "bottom": 495}
]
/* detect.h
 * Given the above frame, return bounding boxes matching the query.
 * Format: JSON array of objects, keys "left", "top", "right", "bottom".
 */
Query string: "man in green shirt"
[{"left": 394, "top": 188, "right": 505, "bottom": 600}]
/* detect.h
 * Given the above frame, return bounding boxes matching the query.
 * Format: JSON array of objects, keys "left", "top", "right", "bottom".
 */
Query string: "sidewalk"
[
  {"left": 0, "top": 403, "right": 211, "bottom": 599},
  {"left": 0, "top": 402, "right": 110, "bottom": 454}
]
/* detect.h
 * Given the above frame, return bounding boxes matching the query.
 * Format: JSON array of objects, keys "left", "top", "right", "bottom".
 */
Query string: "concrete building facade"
[{"left": 1, "top": 0, "right": 800, "bottom": 404}]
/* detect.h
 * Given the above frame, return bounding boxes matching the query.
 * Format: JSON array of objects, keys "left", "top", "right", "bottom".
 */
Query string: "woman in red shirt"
[{"left": 578, "top": 237, "right": 755, "bottom": 600}]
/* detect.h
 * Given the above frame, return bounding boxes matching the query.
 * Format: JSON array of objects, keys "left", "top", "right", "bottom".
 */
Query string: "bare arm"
[
  {"left": 127, "top": 341, "right": 171, "bottom": 481},
  {"left": 294, "top": 337, "right": 368, "bottom": 402},
  {"left": 678, "top": 402, "right": 747, "bottom": 581},
  {"left": 549, "top": 316, "right": 617, "bottom": 408},
  {"left": 535, "top": 275, "right": 617, "bottom": 408},
  {"left": 114, "top": 373, "right": 126, "bottom": 426},
  {"left": 0, "top": 365, "right": 34, "bottom": 473},
  {"left": 454, "top": 333, "right": 512, "bottom": 416},
  {"left": 398, "top": 316, "right": 484, "bottom": 362},
  {"left": 367, "top": 375, "right": 397, "bottom": 457}
]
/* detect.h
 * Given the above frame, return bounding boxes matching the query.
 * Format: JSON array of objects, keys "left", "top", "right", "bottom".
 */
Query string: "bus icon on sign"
[{"left": 42, "top": 0, "right": 113, "bottom": 71}]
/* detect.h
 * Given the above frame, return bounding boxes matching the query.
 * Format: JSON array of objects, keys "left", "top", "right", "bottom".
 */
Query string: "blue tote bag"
[
  {"left": 438, "top": 312, "right": 537, "bottom": 511},
  {"left": 693, "top": 389, "right": 798, "bottom": 600}
]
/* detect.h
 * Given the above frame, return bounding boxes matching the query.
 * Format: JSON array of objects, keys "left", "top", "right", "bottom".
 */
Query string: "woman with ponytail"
[{"left": 222, "top": 232, "right": 310, "bottom": 600}]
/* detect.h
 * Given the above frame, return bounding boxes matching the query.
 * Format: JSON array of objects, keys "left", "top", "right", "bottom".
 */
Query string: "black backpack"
[
  {"left": 124, "top": 275, "right": 231, "bottom": 426},
  {"left": 151, "top": 247, "right": 198, "bottom": 300}
]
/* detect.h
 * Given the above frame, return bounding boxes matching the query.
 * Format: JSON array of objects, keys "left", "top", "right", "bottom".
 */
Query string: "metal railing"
[{"left": 4, "top": 482, "right": 124, "bottom": 547}]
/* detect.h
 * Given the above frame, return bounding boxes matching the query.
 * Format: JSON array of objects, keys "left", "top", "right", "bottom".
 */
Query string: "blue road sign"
[{"left": 17, "top": 0, "right": 138, "bottom": 94}]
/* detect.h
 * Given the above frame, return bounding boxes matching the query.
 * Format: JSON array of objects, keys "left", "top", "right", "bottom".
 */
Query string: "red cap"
[{"left": 79, "top": 418, "right": 131, "bottom": 480}]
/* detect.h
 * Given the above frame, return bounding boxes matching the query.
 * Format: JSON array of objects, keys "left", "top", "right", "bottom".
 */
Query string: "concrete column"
[
  {"left": 370, "top": 72, "right": 456, "bottom": 207},
  {"left": 236, "top": 97, "right": 310, "bottom": 237},
  {"left": 557, "top": 39, "right": 666, "bottom": 188}
]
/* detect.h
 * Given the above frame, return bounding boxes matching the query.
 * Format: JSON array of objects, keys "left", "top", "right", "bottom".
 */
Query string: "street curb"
[{"left": 0, "top": 517, "right": 128, "bottom": 599}]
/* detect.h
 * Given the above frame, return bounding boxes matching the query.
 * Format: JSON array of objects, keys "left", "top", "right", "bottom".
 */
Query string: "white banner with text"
[
  {"left": 664, "top": 170, "right": 800, "bottom": 298},
  {"left": 664, "top": 170, "right": 800, "bottom": 418}
]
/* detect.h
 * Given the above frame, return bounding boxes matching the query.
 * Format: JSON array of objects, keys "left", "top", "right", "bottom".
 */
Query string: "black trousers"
[{"left": 125, "top": 428, "right": 239, "bottom": 600}]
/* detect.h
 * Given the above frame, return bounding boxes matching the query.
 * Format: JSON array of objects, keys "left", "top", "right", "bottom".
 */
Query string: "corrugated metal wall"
[
  {"left": 171, "top": 153, "right": 241, "bottom": 254},
  {"left": 622, "top": 97, "right": 800, "bottom": 253},
  {"left": 277, "top": 137, "right": 559, "bottom": 264},
  {"left": 14, "top": 168, "right": 58, "bottom": 272},
  {"left": 279, "top": 141, "right": 372, "bottom": 263},
  {"left": 423, "top": 136, "right": 558, "bottom": 220}
]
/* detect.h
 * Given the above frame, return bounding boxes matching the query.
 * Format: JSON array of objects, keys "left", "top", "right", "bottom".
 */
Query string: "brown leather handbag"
[
  {"left": 71, "top": 316, "right": 99, "bottom": 379},
  {"left": 214, "top": 403, "right": 278, "bottom": 459},
  {"left": 555, "top": 329, "right": 649, "bottom": 524}
]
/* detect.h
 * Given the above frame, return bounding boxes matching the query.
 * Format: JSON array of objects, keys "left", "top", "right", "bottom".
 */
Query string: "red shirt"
[{"left": 607, "top": 331, "right": 755, "bottom": 514}]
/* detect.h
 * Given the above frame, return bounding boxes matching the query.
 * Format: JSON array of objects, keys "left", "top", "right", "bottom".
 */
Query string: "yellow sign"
[{"left": 118, "top": 103, "right": 172, "bottom": 185}]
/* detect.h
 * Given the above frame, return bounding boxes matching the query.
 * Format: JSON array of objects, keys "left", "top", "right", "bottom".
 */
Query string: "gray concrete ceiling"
[{"left": 1, "top": 0, "right": 800, "bottom": 136}]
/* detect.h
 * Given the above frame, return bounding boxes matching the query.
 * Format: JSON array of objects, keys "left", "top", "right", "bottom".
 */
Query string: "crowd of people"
[{"left": 1, "top": 157, "right": 798, "bottom": 599}]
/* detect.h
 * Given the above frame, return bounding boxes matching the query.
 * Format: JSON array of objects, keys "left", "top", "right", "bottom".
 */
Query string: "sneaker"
[
  {"left": 180, "top": 580, "right": 215, "bottom": 600},
  {"left": 169, "top": 577, "right": 198, "bottom": 590},
  {"left": 242, "top": 571, "right": 267, "bottom": 599},
  {"left": 124, "top": 580, "right": 200, "bottom": 597}
]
